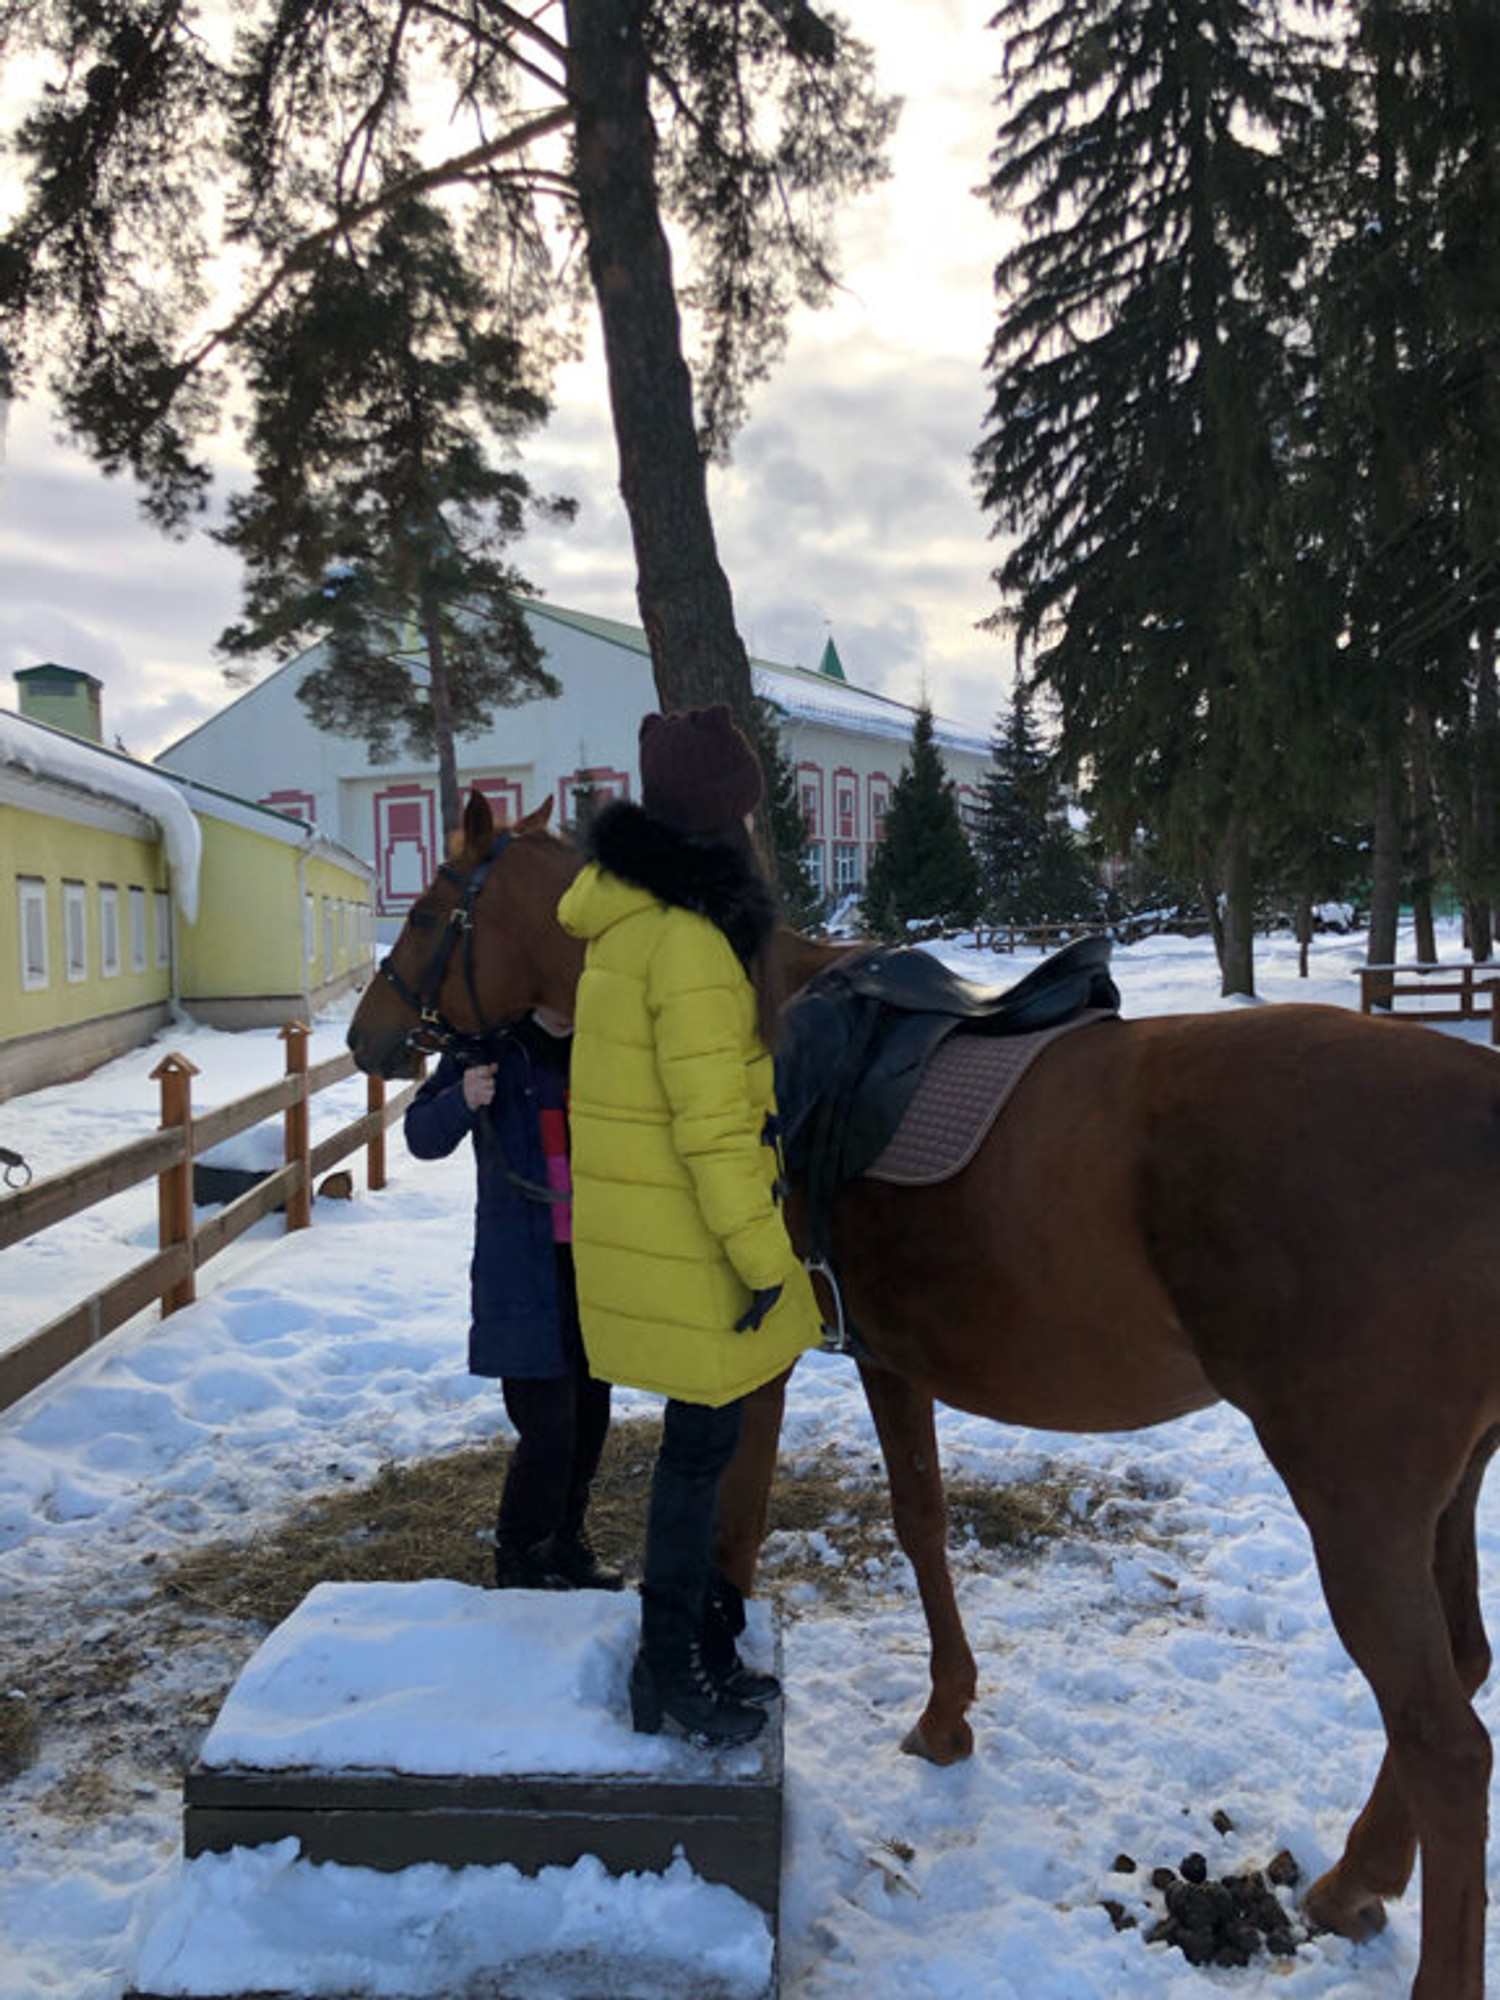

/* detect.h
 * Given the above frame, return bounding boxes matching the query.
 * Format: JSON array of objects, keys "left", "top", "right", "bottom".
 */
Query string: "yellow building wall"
[
  {"left": 176, "top": 818, "right": 302, "bottom": 1000},
  {"left": 176, "top": 816, "right": 373, "bottom": 1002},
  {"left": 3, "top": 800, "right": 172, "bottom": 1044},
  {"left": 304, "top": 848, "right": 375, "bottom": 988}
]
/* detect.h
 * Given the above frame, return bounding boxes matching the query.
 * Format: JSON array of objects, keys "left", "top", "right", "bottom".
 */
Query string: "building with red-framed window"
[{"left": 157, "top": 603, "right": 989, "bottom": 933}]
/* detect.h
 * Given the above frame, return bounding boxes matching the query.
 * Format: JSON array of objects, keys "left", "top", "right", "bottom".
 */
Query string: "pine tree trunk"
[
  {"left": 565, "top": 0, "right": 756, "bottom": 726},
  {"left": 1295, "top": 890, "right": 1313, "bottom": 978},
  {"left": 1366, "top": 751, "right": 1403, "bottom": 1002},
  {"left": 1470, "top": 625, "right": 1499, "bottom": 961},
  {"left": 1363, "top": 40, "right": 1406, "bottom": 1003},
  {"left": 1409, "top": 707, "right": 1438, "bottom": 963},
  {"left": 1218, "top": 816, "right": 1255, "bottom": 999},
  {"left": 422, "top": 591, "right": 463, "bottom": 838}
]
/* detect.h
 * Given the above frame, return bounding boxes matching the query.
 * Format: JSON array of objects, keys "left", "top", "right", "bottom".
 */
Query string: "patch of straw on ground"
[
  {"left": 158, "top": 1418, "right": 1085, "bottom": 1631},
  {"left": 5, "top": 1420, "right": 1143, "bottom": 1803}
]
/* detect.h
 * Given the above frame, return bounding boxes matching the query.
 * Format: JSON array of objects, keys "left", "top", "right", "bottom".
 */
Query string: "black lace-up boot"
[
  {"left": 629, "top": 1623, "right": 766, "bottom": 1747},
  {"left": 700, "top": 1571, "right": 780, "bottom": 1704},
  {"left": 526, "top": 1529, "right": 625, "bottom": 1591}
]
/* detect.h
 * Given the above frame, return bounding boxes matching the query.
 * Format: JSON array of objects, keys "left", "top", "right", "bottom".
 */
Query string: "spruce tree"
[
  {"left": 976, "top": 685, "right": 1100, "bottom": 928},
  {"left": 1307, "top": 0, "right": 1500, "bottom": 971},
  {"left": 862, "top": 703, "right": 983, "bottom": 939},
  {"left": 746, "top": 699, "right": 826, "bottom": 931},
  {"left": 215, "top": 198, "right": 570, "bottom": 835},
  {"left": 975, "top": 0, "right": 1328, "bottom": 996}
]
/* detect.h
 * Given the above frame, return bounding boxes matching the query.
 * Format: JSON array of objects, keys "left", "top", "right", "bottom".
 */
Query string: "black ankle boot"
[
  {"left": 701, "top": 1572, "right": 781, "bottom": 1705},
  {"left": 526, "top": 1530, "right": 625, "bottom": 1592},
  {"left": 492, "top": 1536, "right": 540, "bottom": 1589},
  {"left": 628, "top": 1644, "right": 766, "bottom": 1747}
]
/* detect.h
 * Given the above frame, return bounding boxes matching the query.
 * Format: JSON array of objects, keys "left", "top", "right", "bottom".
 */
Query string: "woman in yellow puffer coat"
[{"left": 557, "top": 705, "right": 820, "bottom": 1748}]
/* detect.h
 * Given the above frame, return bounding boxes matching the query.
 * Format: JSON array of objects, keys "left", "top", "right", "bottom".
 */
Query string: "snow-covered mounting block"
[{"left": 124, "top": 1581, "right": 782, "bottom": 2000}]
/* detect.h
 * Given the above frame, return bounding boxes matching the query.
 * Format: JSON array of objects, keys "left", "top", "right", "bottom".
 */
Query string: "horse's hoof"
[
  {"left": 1304, "top": 1868, "right": 1388, "bottom": 1944},
  {"left": 900, "top": 1715, "right": 974, "bottom": 1765}
]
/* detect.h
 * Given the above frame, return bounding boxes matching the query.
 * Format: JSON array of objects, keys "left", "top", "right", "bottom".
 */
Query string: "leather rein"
[{"left": 376, "top": 830, "right": 568, "bottom": 1209}]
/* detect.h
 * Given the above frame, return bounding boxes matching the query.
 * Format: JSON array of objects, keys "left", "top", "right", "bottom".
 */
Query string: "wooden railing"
[
  {"left": 0, "top": 1025, "right": 422, "bottom": 1413},
  {"left": 1357, "top": 961, "right": 1500, "bottom": 1042},
  {"left": 973, "top": 920, "right": 1107, "bottom": 954}
]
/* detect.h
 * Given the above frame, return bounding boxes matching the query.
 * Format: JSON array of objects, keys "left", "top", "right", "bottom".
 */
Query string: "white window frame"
[
  {"left": 63, "top": 880, "right": 88, "bottom": 983},
  {"left": 98, "top": 884, "right": 121, "bottom": 978},
  {"left": 18, "top": 878, "right": 48, "bottom": 991},
  {"left": 154, "top": 890, "right": 172, "bottom": 969},
  {"left": 833, "top": 842, "right": 862, "bottom": 895},
  {"left": 128, "top": 886, "right": 148, "bottom": 972}
]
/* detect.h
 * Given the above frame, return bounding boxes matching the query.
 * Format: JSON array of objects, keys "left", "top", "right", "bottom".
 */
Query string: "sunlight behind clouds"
[{"left": 0, "top": 2, "right": 1017, "bottom": 759}]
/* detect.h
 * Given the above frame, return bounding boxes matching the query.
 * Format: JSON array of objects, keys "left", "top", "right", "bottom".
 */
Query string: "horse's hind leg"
[
  {"left": 858, "top": 1361, "right": 978, "bottom": 1764},
  {"left": 714, "top": 1369, "right": 791, "bottom": 1597},
  {"left": 1293, "top": 1439, "right": 1497, "bottom": 2000}
]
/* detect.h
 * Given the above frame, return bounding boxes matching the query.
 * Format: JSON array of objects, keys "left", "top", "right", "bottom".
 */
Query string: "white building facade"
[{"left": 157, "top": 600, "right": 992, "bottom": 929}]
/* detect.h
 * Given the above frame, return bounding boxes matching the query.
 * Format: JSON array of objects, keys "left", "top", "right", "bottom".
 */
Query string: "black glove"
[{"left": 734, "top": 1284, "right": 782, "bottom": 1332}]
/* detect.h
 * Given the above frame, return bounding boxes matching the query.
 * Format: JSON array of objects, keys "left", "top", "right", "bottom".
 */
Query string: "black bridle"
[{"left": 377, "top": 830, "right": 516, "bottom": 1061}]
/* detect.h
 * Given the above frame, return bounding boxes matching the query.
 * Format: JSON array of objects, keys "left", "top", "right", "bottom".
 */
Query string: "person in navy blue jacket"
[{"left": 404, "top": 1009, "right": 619, "bottom": 1591}]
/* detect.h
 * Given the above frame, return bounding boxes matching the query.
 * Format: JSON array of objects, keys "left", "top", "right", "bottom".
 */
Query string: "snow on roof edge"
[{"left": 1, "top": 708, "right": 203, "bottom": 923}]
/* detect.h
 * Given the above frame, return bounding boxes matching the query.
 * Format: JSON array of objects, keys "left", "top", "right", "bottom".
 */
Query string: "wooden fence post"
[
  {"left": 152, "top": 1053, "right": 199, "bottom": 1314},
  {"left": 366, "top": 1073, "right": 388, "bottom": 1191},
  {"left": 281, "top": 1021, "right": 312, "bottom": 1231}
]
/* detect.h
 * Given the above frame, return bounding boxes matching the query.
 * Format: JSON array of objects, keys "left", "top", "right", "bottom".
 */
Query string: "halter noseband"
[{"left": 378, "top": 830, "right": 516, "bottom": 1059}]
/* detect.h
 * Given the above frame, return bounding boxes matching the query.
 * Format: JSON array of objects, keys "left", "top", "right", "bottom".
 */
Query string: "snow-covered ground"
[{"left": 2, "top": 923, "right": 1496, "bottom": 1999}]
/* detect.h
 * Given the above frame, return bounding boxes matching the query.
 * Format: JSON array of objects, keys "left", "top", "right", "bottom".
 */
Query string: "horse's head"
[{"left": 347, "top": 789, "right": 584, "bottom": 1078}]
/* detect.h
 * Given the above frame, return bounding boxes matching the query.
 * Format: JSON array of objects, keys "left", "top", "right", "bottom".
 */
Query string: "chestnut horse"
[{"left": 349, "top": 792, "right": 1500, "bottom": 2000}]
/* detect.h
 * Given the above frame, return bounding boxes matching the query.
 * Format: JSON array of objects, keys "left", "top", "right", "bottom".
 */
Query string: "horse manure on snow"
[{"left": 1102, "top": 1842, "right": 1308, "bottom": 1968}]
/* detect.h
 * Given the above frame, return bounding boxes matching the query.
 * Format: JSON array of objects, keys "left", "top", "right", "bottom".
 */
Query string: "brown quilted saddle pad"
[{"left": 864, "top": 1008, "right": 1116, "bottom": 1186}]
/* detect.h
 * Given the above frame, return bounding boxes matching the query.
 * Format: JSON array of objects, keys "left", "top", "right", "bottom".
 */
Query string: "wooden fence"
[
  {"left": 971, "top": 921, "right": 1105, "bottom": 954},
  {"left": 0, "top": 1025, "right": 422, "bottom": 1414},
  {"left": 1357, "top": 961, "right": 1500, "bottom": 1041}
]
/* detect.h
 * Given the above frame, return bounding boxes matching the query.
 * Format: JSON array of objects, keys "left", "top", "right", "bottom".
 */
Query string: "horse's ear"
[
  {"left": 462, "top": 789, "right": 494, "bottom": 851},
  {"left": 517, "top": 797, "right": 555, "bottom": 834}
]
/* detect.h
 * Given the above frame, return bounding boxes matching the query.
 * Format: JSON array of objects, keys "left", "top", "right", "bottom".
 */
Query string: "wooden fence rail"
[
  {"left": 972, "top": 921, "right": 1107, "bottom": 954},
  {"left": 0, "top": 1026, "right": 421, "bottom": 1414},
  {"left": 1357, "top": 961, "right": 1500, "bottom": 1042}
]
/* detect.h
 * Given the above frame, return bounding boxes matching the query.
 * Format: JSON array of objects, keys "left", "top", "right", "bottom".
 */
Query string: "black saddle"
[{"left": 775, "top": 935, "right": 1119, "bottom": 1275}]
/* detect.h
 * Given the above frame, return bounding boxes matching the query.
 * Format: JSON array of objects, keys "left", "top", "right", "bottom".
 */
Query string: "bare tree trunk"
[
  {"left": 1366, "top": 750, "right": 1403, "bottom": 1004},
  {"left": 565, "top": 0, "right": 756, "bottom": 728},
  {"left": 1470, "top": 624, "right": 1499, "bottom": 960},
  {"left": 1409, "top": 706, "right": 1438, "bottom": 962},
  {"left": 422, "top": 588, "right": 463, "bottom": 838},
  {"left": 1295, "top": 890, "right": 1313, "bottom": 978},
  {"left": 1218, "top": 815, "right": 1255, "bottom": 998}
]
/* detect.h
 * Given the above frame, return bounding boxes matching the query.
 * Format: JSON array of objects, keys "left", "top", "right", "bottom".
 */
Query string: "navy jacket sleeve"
[{"left": 403, "top": 1053, "right": 475, "bottom": 1161}]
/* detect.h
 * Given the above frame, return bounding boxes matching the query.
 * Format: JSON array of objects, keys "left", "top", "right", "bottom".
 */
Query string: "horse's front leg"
[
  {"left": 858, "top": 1360, "right": 977, "bottom": 1764},
  {"left": 714, "top": 1368, "right": 791, "bottom": 1598}
]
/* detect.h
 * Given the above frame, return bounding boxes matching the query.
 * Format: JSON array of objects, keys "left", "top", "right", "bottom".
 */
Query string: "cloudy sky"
[{"left": 0, "top": 2, "right": 1015, "bottom": 764}]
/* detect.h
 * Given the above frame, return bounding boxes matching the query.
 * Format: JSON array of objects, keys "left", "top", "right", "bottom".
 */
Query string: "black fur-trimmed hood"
[{"left": 584, "top": 800, "right": 776, "bottom": 968}]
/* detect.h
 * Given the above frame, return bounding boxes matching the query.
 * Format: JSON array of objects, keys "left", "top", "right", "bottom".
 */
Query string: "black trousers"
[
  {"left": 639, "top": 1395, "right": 745, "bottom": 1662},
  {"left": 495, "top": 1256, "right": 612, "bottom": 1552}
]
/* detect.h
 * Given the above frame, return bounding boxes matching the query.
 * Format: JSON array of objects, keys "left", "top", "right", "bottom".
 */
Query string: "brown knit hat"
[{"left": 638, "top": 704, "right": 764, "bottom": 836}]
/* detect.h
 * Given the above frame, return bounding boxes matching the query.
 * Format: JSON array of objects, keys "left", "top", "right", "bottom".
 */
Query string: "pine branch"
[
  {"left": 752, "top": 0, "right": 836, "bottom": 65},
  {"left": 184, "top": 105, "right": 574, "bottom": 377}
]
